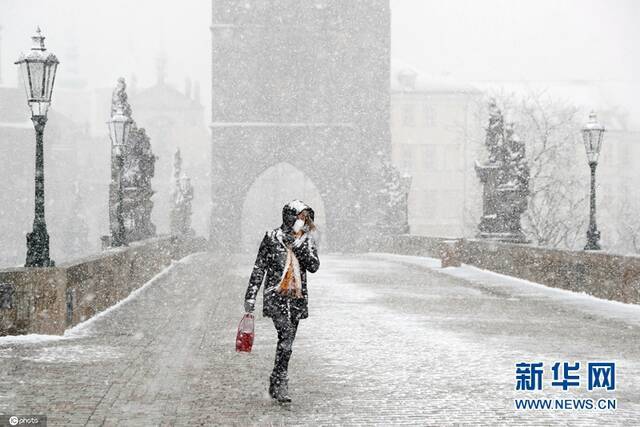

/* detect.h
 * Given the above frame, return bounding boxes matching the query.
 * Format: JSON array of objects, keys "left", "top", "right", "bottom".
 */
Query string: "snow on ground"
[
  {"left": 0, "top": 333, "right": 68, "bottom": 345},
  {"left": 370, "top": 252, "right": 640, "bottom": 326},
  {"left": 296, "top": 254, "right": 639, "bottom": 424},
  {"left": 1, "top": 252, "right": 638, "bottom": 424},
  {"left": 19, "top": 344, "right": 122, "bottom": 363}
]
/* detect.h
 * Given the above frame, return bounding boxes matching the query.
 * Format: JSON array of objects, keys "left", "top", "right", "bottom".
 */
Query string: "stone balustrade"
[
  {"left": 384, "top": 234, "right": 640, "bottom": 305},
  {"left": 0, "top": 236, "right": 207, "bottom": 336}
]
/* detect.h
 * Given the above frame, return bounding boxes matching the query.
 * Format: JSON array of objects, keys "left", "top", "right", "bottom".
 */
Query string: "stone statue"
[
  {"left": 109, "top": 77, "right": 157, "bottom": 245},
  {"left": 475, "top": 101, "right": 529, "bottom": 243},
  {"left": 485, "top": 99, "right": 504, "bottom": 164},
  {"left": 377, "top": 152, "right": 411, "bottom": 235},
  {"left": 502, "top": 122, "right": 530, "bottom": 193},
  {"left": 500, "top": 122, "right": 530, "bottom": 238},
  {"left": 170, "top": 149, "right": 195, "bottom": 236},
  {"left": 111, "top": 77, "right": 132, "bottom": 118}
]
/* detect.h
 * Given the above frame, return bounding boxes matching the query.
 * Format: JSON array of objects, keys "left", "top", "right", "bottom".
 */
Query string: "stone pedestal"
[{"left": 475, "top": 161, "right": 528, "bottom": 244}]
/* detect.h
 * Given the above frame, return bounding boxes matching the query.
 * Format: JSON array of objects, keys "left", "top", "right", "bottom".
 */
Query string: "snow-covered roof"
[{"left": 391, "top": 59, "right": 480, "bottom": 94}]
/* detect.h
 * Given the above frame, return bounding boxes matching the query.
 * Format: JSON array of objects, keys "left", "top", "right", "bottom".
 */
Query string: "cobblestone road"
[{"left": 1, "top": 252, "right": 639, "bottom": 426}]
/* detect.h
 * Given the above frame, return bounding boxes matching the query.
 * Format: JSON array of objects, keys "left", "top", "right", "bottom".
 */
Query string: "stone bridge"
[{"left": 1, "top": 237, "right": 639, "bottom": 425}]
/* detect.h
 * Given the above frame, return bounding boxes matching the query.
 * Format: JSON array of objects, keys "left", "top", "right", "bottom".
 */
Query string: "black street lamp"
[
  {"left": 15, "top": 27, "right": 59, "bottom": 267},
  {"left": 581, "top": 111, "right": 605, "bottom": 251},
  {"left": 107, "top": 105, "right": 132, "bottom": 247}
]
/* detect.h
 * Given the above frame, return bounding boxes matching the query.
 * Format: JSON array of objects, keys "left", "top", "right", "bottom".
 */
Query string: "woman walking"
[{"left": 243, "top": 200, "right": 320, "bottom": 403}]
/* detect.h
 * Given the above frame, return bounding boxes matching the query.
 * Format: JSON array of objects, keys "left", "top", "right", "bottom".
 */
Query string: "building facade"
[
  {"left": 390, "top": 62, "right": 483, "bottom": 238},
  {"left": 131, "top": 69, "right": 210, "bottom": 237},
  {"left": 210, "top": 0, "right": 392, "bottom": 251}
]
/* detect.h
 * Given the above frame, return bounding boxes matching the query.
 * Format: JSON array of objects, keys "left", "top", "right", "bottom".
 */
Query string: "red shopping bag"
[{"left": 236, "top": 313, "right": 255, "bottom": 353}]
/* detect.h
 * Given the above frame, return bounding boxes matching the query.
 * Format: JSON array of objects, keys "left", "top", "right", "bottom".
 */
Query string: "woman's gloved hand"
[
  {"left": 293, "top": 233, "right": 308, "bottom": 248},
  {"left": 244, "top": 300, "right": 255, "bottom": 313},
  {"left": 283, "top": 233, "right": 295, "bottom": 247}
]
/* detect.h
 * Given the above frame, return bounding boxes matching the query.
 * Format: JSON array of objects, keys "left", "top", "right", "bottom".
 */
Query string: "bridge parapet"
[
  {"left": 0, "top": 236, "right": 206, "bottom": 336},
  {"left": 385, "top": 235, "right": 640, "bottom": 305}
]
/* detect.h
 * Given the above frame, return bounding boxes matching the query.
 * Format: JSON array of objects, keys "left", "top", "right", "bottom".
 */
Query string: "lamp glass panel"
[
  {"left": 43, "top": 62, "right": 57, "bottom": 101},
  {"left": 115, "top": 121, "right": 124, "bottom": 147},
  {"left": 583, "top": 131, "right": 593, "bottom": 162},
  {"left": 589, "top": 132, "right": 598, "bottom": 163},
  {"left": 110, "top": 121, "right": 121, "bottom": 148},
  {"left": 29, "top": 101, "right": 49, "bottom": 117},
  {"left": 19, "top": 62, "right": 31, "bottom": 99},
  {"left": 583, "top": 129, "right": 603, "bottom": 163},
  {"left": 123, "top": 122, "right": 131, "bottom": 146},
  {"left": 28, "top": 62, "right": 45, "bottom": 100},
  {"left": 595, "top": 131, "right": 604, "bottom": 161},
  {"left": 108, "top": 121, "right": 115, "bottom": 145}
]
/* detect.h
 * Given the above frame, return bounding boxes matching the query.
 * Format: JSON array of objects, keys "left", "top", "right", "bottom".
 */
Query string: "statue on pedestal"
[
  {"left": 109, "top": 78, "right": 157, "bottom": 244},
  {"left": 475, "top": 100, "right": 529, "bottom": 243}
]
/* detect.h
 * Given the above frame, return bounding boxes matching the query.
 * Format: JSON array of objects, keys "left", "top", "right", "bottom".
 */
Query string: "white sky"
[
  {"left": 0, "top": 0, "right": 211, "bottom": 92},
  {"left": 392, "top": 0, "right": 639, "bottom": 83},
  {"left": 0, "top": 0, "right": 638, "bottom": 118}
]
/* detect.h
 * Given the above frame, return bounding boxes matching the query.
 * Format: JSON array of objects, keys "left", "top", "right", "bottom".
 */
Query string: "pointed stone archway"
[
  {"left": 240, "top": 161, "right": 327, "bottom": 252},
  {"left": 210, "top": 124, "right": 370, "bottom": 252}
]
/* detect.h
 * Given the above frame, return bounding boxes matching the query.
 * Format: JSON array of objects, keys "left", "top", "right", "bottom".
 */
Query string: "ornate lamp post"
[
  {"left": 15, "top": 28, "right": 59, "bottom": 267},
  {"left": 582, "top": 112, "right": 605, "bottom": 251},
  {"left": 107, "top": 106, "right": 132, "bottom": 246}
]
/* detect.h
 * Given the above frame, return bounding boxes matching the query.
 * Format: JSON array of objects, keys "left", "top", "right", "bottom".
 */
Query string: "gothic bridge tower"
[{"left": 210, "top": 0, "right": 391, "bottom": 251}]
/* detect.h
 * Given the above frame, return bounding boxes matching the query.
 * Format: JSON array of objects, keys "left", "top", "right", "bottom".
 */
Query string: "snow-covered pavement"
[{"left": 1, "top": 252, "right": 639, "bottom": 425}]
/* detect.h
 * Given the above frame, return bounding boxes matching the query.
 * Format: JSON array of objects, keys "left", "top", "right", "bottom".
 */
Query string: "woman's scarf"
[{"left": 275, "top": 246, "right": 303, "bottom": 299}]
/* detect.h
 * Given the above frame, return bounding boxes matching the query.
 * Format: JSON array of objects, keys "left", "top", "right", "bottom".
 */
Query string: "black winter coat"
[{"left": 244, "top": 225, "right": 320, "bottom": 321}]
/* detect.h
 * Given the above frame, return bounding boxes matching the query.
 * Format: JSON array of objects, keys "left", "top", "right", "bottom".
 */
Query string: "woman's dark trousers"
[{"left": 270, "top": 312, "right": 299, "bottom": 396}]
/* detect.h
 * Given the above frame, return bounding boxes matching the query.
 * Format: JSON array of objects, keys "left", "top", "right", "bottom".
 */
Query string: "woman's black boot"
[
  {"left": 276, "top": 376, "right": 292, "bottom": 403},
  {"left": 269, "top": 373, "right": 278, "bottom": 399}
]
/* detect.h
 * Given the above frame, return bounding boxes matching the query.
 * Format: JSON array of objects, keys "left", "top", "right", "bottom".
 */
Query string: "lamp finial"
[{"left": 31, "top": 26, "right": 46, "bottom": 50}]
